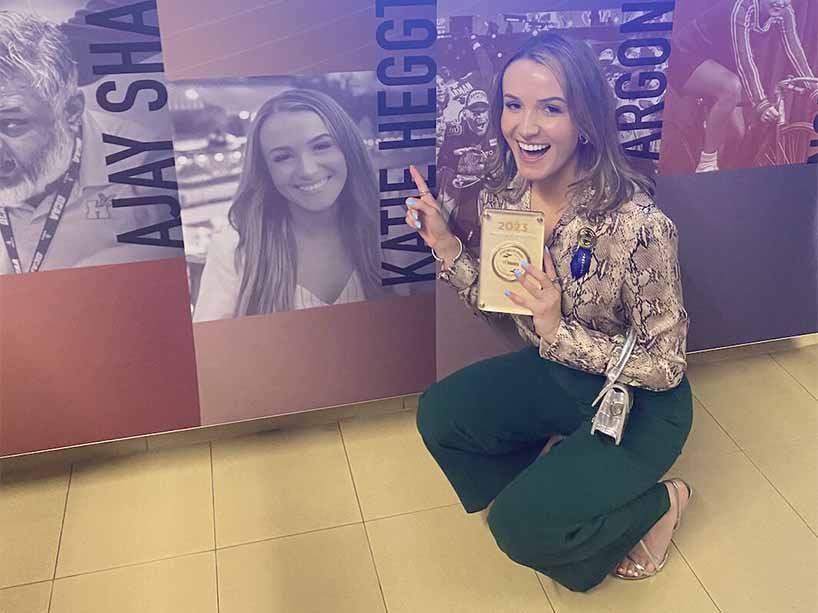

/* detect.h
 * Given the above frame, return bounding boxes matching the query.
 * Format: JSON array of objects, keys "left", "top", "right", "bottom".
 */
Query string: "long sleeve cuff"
[
  {"left": 438, "top": 249, "right": 478, "bottom": 290},
  {"left": 539, "top": 317, "right": 687, "bottom": 392}
]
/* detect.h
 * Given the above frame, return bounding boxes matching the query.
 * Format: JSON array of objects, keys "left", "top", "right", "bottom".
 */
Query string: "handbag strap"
[
  {"left": 592, "top": 328, "right": 639, "bottom": 407},
  {"left": 606, "top": 328, "right": 638, "bottom": 383}
]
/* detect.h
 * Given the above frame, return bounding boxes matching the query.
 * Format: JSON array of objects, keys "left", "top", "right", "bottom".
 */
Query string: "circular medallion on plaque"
[{"left": 491, "top": 242, "right": 531, "bottom": 281}]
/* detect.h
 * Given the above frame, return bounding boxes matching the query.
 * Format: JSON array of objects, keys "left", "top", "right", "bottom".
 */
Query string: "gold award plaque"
[{"left": 478, "top": 208, "right": 546, "bottom": 315}]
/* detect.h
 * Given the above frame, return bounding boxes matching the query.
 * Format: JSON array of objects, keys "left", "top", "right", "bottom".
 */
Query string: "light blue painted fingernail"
[
  {"left": 513, "top": 268, "right": 523, "bottom": 277},
  {"left": 411, "top": 210, "right": 419, "bottom": 220},
  {"left": 406, "top": 198, "right": 417, "bottom": 206},
  {"left": 503, "top": 289, "right": 512, "bottom": 297},
  {"left": 415, "top": 221, "right": 422, "bottom": 229},
  {"left": 519, "top": 259, "right": 529, "bottom": 268}
]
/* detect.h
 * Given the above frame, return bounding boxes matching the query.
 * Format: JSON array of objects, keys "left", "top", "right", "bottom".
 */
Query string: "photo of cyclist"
[{"left": 666, "top": 0, "right": 817, "bottom": 173}]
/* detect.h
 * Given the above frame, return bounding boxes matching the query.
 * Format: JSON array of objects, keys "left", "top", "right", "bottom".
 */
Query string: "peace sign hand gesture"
[{"left": 505, "top": 248, "right": 563, "bottom": 343}]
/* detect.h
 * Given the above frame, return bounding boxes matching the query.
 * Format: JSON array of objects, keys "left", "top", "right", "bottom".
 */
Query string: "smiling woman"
[
  {"left": 193, "top": 88, "right": 383, "bottom": 321},
  {"left": 410, "top": 31, "right": 694, "bottom": 592}
]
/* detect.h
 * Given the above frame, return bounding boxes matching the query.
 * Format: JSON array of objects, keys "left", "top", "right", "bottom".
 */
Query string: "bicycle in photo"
[
  {"left": 748, "top": 76, "right": 818, "bottom": 167},
  {"left": 660, "top": 76, "right": 818, "bottom": 173}
]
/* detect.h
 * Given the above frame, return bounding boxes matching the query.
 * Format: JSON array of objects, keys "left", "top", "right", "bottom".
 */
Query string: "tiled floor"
[{"left": 1, "top": 345, "right": 816, "bottom": 612}]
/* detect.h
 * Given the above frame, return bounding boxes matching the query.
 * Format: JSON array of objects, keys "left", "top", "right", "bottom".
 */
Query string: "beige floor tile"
[
  {"left": 680, "top": 399, "right": 741, "bottom": 460},
  {"left": 687, "top": 355, "right": 817, "bottom": 448},
  {"left": 743, "top": 436, "right": 818, "bottom": 534},
  {"left": 0, "top": 582, "right": 52, "bottom": 613},
  {"left": 56, "top": 445, "right": 214, "bottom": 577},
  {"left": 0, "top": 467, "right": 69, "bottom": 588},
  {"left": 403, "top": 394, "right": 420, "bottom": 410},
  {"left": 218, "top": 523, "right": 384, "bottom": 613},
  {"left": 539, "top": 542, "right": 717, "bottom": 613},
  {"left": 771, "top": 345, "right": 818, "bottom": 399},
  {"left": 211, "top": 424, "right": 360, "bottom": 548},
  {"left": 50, "top": 552, "right": 217, "bottom": 613},
  {"left": 667, "top": 451, "right": 818, "bottom": 613},
  {"left": 366, "top": 505, "right": 551, "bottom": 613},
  {"left": 340, "top": 410, "right": 459, "bottom": 520}
]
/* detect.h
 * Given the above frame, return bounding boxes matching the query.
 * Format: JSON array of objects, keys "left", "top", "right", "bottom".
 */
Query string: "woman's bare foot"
[{"left": 614, "top": 479, "right": 691, "bottom": 578}]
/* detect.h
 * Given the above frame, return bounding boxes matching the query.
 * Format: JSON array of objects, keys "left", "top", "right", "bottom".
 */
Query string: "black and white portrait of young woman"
[{"left": 171, "top": 74, "right": 431, "bottom": 323}]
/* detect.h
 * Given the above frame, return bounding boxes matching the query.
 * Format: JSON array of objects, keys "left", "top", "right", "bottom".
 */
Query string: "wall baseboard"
[{"left": 3, "top": 333, "right": 815, "bottom": 478}]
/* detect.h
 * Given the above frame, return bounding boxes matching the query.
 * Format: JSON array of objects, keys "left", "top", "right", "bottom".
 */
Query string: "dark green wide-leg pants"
[{"left": 416, "top": 346, "right": 693, "bottom": 593}]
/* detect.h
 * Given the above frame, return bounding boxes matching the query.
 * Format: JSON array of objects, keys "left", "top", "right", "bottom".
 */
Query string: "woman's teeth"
[
  {"left": 518, "top": 142, "right": 550, "bottom": 153},
  {"left": 297, "top": 177, "right": 330, "bottom": 193}
]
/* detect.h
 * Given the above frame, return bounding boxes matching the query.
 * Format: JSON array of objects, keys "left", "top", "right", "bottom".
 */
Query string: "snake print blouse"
[{"left": 438, "top": 183, "right": 689, "bottom": 392}]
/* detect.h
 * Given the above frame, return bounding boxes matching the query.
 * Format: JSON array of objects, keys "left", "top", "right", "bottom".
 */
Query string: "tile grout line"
[
  {"left": 336, "top": 421, "right": 390, "bottom": 612},
  {"left": 694, "top": 386, "right": 813, "bottom": 453},
  {"left": 363, "top": 502, "right": 462, "bottom": 525},
  {"left": 36, "top": 548, "right": 218, "bottom": 584},
  {"left": 736, "top": 445, "right": 818, "bottom": 539},
  {"left": 362, "top": 521, "right": 391, "bottom": 613},
  {"left": 768, "top": 352, "right": 818, "bottom": 402},
  {"left": 533, "top": 572, "right": 558, "bottom": 613},
  {"left": 690, "top": 390, "right": 745, "bottom": 452},
  {"left": 0, "top": 579, "right": 52, "bottom": 592},
  {"left": 693, "top": 386, "right": 817, "bottom": 536},
  {"left": 209, "top": 443, "right": 221, "bottom": 613},
  {"left": 48, "top": 464, "right": 73, "bottom": 612},
  {"left": 12, "top": 502, "right": 470, "bottom": 590},
  {"left": 669, "top": 542, "right": 724, "bottom": 613},
  {"left": 693, "top": 362, "right": 818, "bottom": 538},
  {"left": 217, "top": 521, "right": 366, "bottom": 553}
]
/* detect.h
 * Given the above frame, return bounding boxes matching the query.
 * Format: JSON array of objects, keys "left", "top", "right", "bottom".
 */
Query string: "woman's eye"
[
  {"left": 271, "top": 153, "right": 291, "bottom": 163},
  {"left": 504, "top": 101, "right": 521, "bottom": 111},
  {"left": 544, "top": 106, "right": 562, "bottom": 114},
  {"left": 314, "top": 141, "right": 334, "bottom": 152}
]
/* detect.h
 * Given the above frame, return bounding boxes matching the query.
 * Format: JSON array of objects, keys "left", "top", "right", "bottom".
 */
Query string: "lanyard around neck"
[{"left": 0, "top": 134, "right": 83, "bottom": 274}]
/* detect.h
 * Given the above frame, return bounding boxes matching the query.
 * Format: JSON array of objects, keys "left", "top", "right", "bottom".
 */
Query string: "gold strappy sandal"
[{"left": 612, "top": 478, "right": 693, "bottom": 581}]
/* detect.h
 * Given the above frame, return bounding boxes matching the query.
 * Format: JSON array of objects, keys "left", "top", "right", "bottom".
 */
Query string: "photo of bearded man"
[{"left": 0, "top": 8, "right": 182, "bottom": 275}]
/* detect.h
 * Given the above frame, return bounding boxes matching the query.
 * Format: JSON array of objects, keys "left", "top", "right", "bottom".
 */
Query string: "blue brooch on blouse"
[{"left": 570, "top": 227, "right": 596, "bottom": 279}]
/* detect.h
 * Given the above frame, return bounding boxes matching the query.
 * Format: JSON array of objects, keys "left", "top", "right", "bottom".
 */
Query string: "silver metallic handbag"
[{"left": 590, "top": 328, "right": 638, "bottom": 445}]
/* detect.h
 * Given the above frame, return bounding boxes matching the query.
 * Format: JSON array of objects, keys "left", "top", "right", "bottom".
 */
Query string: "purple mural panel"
[{"left": 658, "top": 163, "right": 818, "bottom": 351}]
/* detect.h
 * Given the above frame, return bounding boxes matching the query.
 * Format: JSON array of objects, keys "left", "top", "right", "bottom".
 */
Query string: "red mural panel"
[{"left": 0, "top": 258, "right": 200, "bottom": 456}]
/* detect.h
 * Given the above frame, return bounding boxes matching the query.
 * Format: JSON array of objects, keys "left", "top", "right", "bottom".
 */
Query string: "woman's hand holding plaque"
[{"left": 505, "top": 248, "right": 563, "bottom": 344}]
